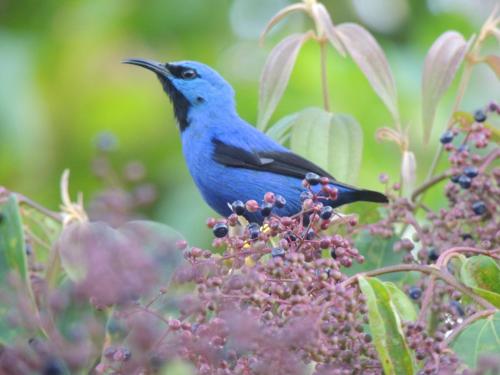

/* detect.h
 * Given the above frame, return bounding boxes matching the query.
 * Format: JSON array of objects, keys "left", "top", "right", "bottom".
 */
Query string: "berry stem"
[
  {"left": 479, "top": 148, "right": 500, "bottom": 173},
  {"left": 14, "top": 193, "right": 63, "bottom": 223},
  {"left": 444, "top": 308, "right": 497, "bottom": 345},
  {"left": 436, "top": 246, "right": 500, "bottom": 269},
  {"left": 410, "top": 171, "right": 452, "bottom": 203},
  {"left": 342, "top": 264, "right": 496, "bottom": 310}
]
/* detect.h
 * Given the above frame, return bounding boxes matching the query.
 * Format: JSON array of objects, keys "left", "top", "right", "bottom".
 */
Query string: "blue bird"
[{"left": 123, "top": 59, "right": 388, "bottom": 223}]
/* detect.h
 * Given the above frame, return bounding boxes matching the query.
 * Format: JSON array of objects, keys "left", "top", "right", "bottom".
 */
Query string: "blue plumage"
[{"left": 123, "top": 58, "right": 388, "bottom": 223}]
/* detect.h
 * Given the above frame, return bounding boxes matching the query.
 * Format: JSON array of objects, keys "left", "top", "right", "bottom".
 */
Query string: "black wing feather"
[{"left": 212, "top": 138, "right": 335, "bottom": 181}]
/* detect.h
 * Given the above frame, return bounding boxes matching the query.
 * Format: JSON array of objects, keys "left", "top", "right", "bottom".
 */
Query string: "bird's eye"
[{"left": 181, "top": 69, "right": 197, "bottom": 80}]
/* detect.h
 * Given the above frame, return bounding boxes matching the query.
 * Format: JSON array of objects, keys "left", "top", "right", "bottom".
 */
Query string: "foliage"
[{"left": 0, "top": 1, "right": 499, "bottom": 374}]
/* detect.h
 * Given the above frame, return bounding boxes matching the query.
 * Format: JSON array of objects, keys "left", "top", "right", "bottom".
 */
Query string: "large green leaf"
[
  {"left": 265, "top": 112, "right": 298, "bottom": 144},
  {"left": 451, "top": 312, "right": 500, "bottom": 369},
  {"left": 460, "top": 256, "right": 500, "bottom": 308},
  {"left": 0, "top": 195, "right": 33, "bottom": 343},
  {"left": 0, "top": 195, "right": 28, "bottom": 282},
  {"left": 385, "top": 282, "right": 417, "bottom": 322},
  {"left": 289, "top": 107, "right": 363, "bottom": 184},
  {"left": 346, "top": 231, "right": 405, "bottom": 282},
  {"left": 359, "top": 277, "right": 415, "bottom": 375}
]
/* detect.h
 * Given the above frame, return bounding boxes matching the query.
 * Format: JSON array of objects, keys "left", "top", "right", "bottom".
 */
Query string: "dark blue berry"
[
  {"left": 305, "top": 229, "right": 315, "bottom": 240},
  {"left": 428, "top": 248, "right": 439, "bottom": 261},
  {"left": 25, "top": 243, "right": 32, "bottom": 256},
  {"left": 440, "top": 130, "right": 454, "bottom": 144},
  {"left": 213, "top": 223, "right": 228, "bottom": 238},
  {"left": 450, "top": 175, "right": 460, "bottom": 184},
  {"left": 461, "top": 233, "right": 473, "bottom": 241},
  {"left": 408, "top": 286, "right": 422, "bottom": 300},
  {"left": 305, "top": 172, "right": 321, "bottom": 185},
  {"left": 42, "top": 358, "right": 65, "bottom": 375},
  {"left": 231, "top": 200, "right": 245, "bottom": 215},
  {"left": 122, "top": 348, "right": 132, "bottom": 361},
  {"left": 330, "top": 249, "right": 337, "bottom": 259},
  {"left": 474, "top": 109, "right": 487, "bottom": 123},
  {"left": 320, "top": 206, "right": 333, "bottom": 220},
  {"left": 463, "top": 166, "right": 478, "bottom": 178},
  {"left": 248, "top": 223, "right": 260, "bottom": 239},
  {"left": 472, "top": 201, "right": 487, "bottom": 215},
  {"left": 458, "top": 175, "right": 471, "bottom": 189},
  {"left": 450, "top": 301, "right": 465, "bottom": 317},
  {"left": 260, "top": 202, "right": 273, "bottom": 217},
  {"left": 275, "top": 195, "right": 286, "bottom": 208},
  {"left": 300, "top": 191, "right": 313, "bottom": 202},
  {"left": 285, "top": 231, "right": 297, "bottom": 242},
  {"left": 302, "top": 213, "right": 311, "bottom": 227},
  {"left": 271, "top": 247, "right": 285, "bottom": 258}
]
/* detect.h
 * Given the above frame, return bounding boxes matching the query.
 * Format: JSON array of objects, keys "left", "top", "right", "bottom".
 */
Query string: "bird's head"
[{"left": 123, "top": 58, "right": 235, "bottom": 131}]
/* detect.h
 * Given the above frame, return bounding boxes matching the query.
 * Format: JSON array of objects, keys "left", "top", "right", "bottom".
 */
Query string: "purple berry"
[
  {"left": 231, "top": 200, "right": 246, "bottom": 215},
  {"left": 305, "top": 172, "right": 321, "bottom": 185},
  {"left": 213, "top": 223, "right": 228, "bottom": 238},
  {"left": 300, "top": 191, "right": 313, "bottom": 202},
  {"left": 275, "top": 195, "right": 286, "bottom": 208},
  {"left": 320, "top": 206, "right": 334, "bottom": 220},
  {"left": 247, "top": 223, "right": 260, "bottom": 239},
  {"left": 271, "top": 247, "right": 285, "bottom": 258},
  {"left": 408, "top": 286, "right": 422, "bottom": 300},
  {"left": 463, "top": 166, "right": 478, "bottom": 178},
  {"left": 472, "top": 201, "right": 487, "bottom": 215},
  {"left": 260, "top": 202, "right": 273, "bottom": 217},
  {"left": 474, "top": 109, "right": 486, "bottom": 123},
  {"left": 428, "top": 248, "right": 439, "bottom": 261},
  {"left": 458, "top": 175, "right": 471, "bottom": 189},
  {"left": 440, "top": 130, "right": 454, "bottom": 144}
]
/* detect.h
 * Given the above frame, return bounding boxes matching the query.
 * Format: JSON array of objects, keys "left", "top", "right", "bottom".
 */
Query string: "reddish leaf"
[
  {"left": 336, "top": 23, "right": 399, "bottom": 123},
  {"left": 422, "top": 31, "right": 468, "bottom": 143},
  {"left": 258, "top": 32, "right": 312, "bottom": 130},
  {"left": 259, "top": 3, "right": 308, "bottom": 44},
  {"left": 483, "top": 55, "right": 500, "bottom": 79},
  {"left": 311, "top": 3, "right": 346, "bottom": 56}
]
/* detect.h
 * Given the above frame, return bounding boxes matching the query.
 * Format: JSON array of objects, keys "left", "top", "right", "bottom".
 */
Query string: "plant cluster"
[{"left": 0, "top": 1, "right": 499, "bottom": 374}]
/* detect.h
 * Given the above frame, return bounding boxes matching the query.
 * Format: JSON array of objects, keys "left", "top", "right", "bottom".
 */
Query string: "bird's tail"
[{"left": 352, "top": 188, "right": 388, "bottom": 204}]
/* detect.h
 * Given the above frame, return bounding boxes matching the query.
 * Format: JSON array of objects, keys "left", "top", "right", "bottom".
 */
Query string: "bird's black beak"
[{"left": 122, "top": 58, "right": 171, "bottom": 78}]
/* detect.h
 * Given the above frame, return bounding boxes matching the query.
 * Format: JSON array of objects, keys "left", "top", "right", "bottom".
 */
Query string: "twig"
[
  {"left": 15, "top": 193, "right": 62, "bottom": 223},
  {"left": 411, "top": 172, "right": 452, "bottom": 203},
  {"left": 479, "top": 148, "right": 500, "bottom": 173},
  {"left": 437, "top": 246, "right": 500, "bottom": 269},
  {"left": 342, "top": 264, "right": 496, "bottom": 310},
  {"left": 444, "top": 309, "right": 497, "bottom": 345}
]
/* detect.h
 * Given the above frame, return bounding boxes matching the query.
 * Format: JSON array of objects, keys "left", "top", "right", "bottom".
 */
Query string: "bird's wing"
[{"left": 212, "top": 138, "right": 336, "bottom": 181}]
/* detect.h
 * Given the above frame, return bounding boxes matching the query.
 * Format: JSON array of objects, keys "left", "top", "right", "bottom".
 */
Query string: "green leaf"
[
  {"left": 265, "top": 112, "right": 298, "bottom": 144},
  {"left": 257, "top": 32, "right": 312, "bottom": 130},
  {"left": 0, "top": 195, "right": 28, "bottom": 282},
  {"left": 359, "top": 277, "right": 415, "bottom": 375},
  {"left": 290, "top": 107, "right": 363, "bottom": 184},
  {"left": 460, "top": 256, "right": 500, "bottom": 308},
  {"left": 346, "top": 231, "right": 406, "bottom": 282},
  {"left": 451, "top": 312, "right": 500, "bottom": 369},
  {"left": 0, "top": 195, "right": 35, "bottom": 343},
  {"left": 385, "top": 282, "right": 417, "bottom": 322}
]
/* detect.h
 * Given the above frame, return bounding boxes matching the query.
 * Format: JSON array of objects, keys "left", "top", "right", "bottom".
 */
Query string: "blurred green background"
[{"left": 0, "top": 0, "right": 497, "bottom": 247}]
